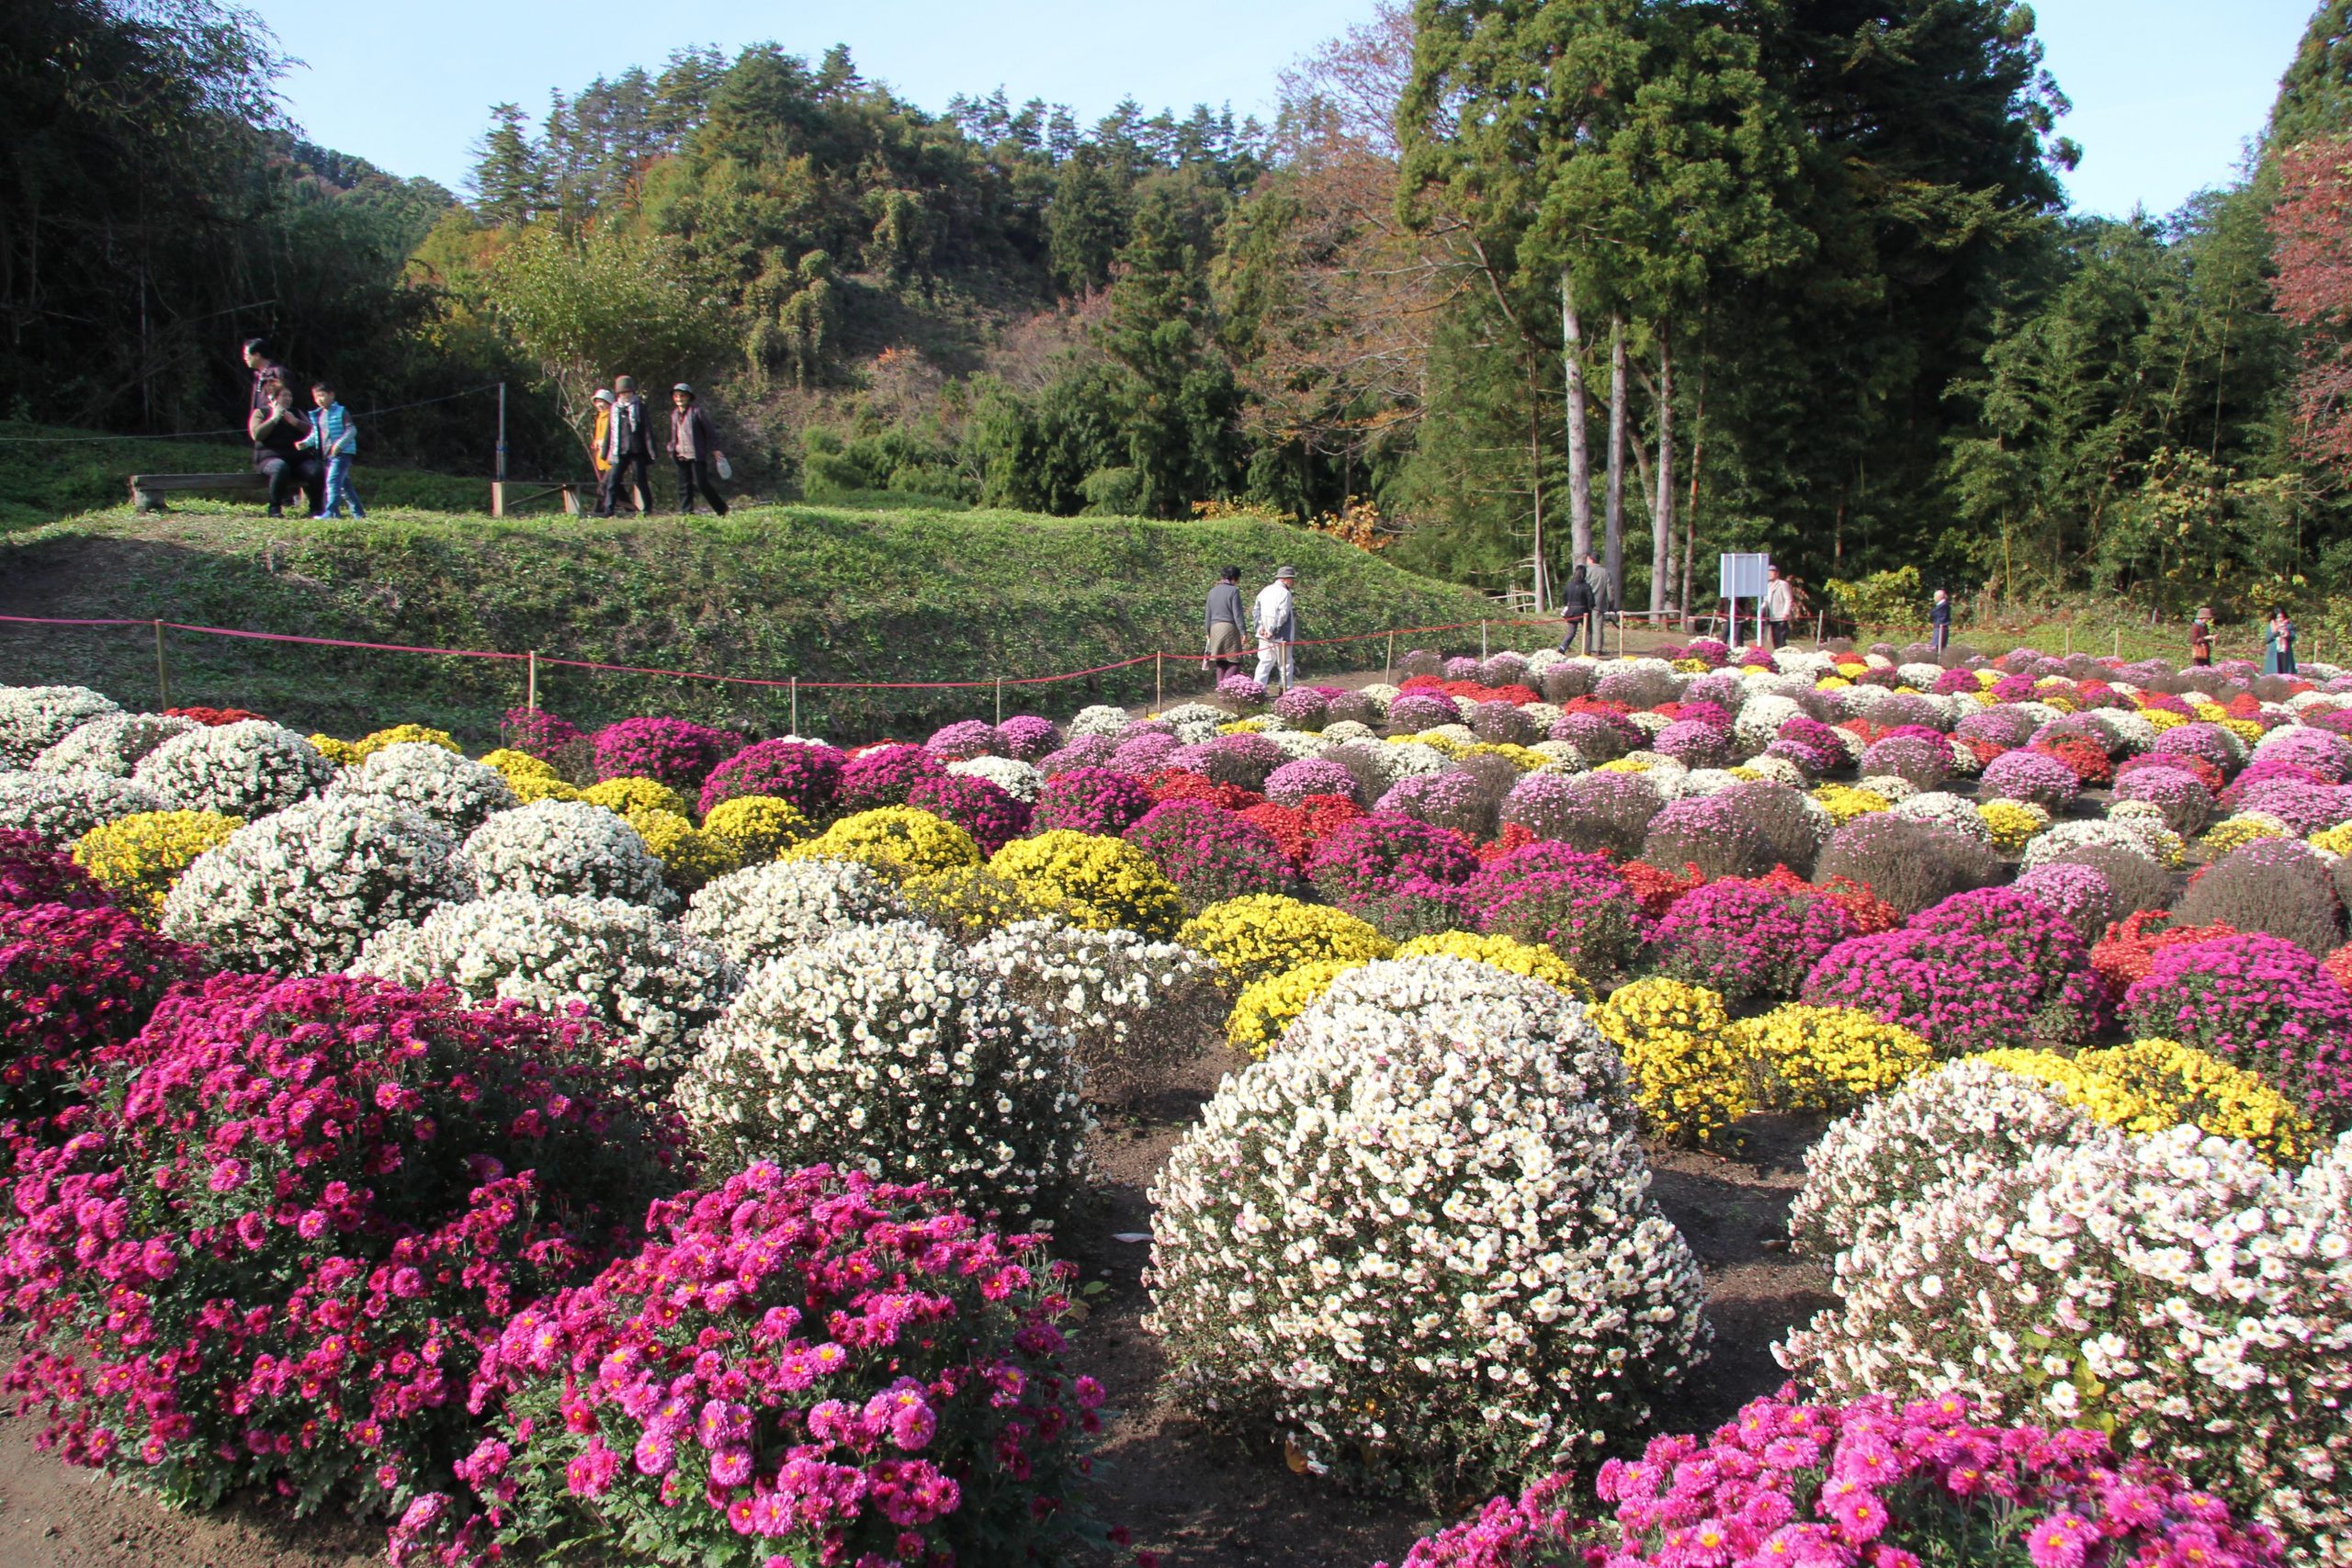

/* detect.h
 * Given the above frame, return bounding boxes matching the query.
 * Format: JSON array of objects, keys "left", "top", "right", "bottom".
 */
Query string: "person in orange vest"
[{"left": 590, "top": 389, "right": 614, "bottom": 498}]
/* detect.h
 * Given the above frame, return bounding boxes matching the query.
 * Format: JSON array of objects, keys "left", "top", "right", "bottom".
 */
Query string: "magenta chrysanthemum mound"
[
  {"left": 837, "top": 742, "right": 948, "bottom": 812},
  {"left": 1030, "top": 766, "right": 1155, "bottom": 837},
  {"left": 696, "top": 739, "right": 845, "bottom": 818},
  {"left": 591, "top": 717, "right": 742, "bottom": 791},
  {"left": 1650, "top": 879, "right": 1855, "bottom": 1002},
  {"left": 0, "top": 902, "right": 206, "bottom": 1126},
  {"left": 2124, "top": 932, "right": 2352, "bottom": 1121},
  {"left": 904, "top": 773, "right": 1030, "bottom": 855}
]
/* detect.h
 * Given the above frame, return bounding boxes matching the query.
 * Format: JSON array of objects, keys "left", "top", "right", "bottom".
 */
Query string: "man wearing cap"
[
  {"left": 599, "top": 375, "right": 657, "bottom": 517},
  {"left": 669, "top": 383, "right": 728, "bottom": 516},
  {"left": 1253, "top": 565, "right": 1298, "bottom": 694}
]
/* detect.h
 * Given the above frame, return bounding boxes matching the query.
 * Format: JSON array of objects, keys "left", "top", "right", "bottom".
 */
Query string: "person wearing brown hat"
[
  {"left": 1252, "top": 565, "right": 1298, "bottom": 692},
  {"left": 598, "top": 375, "right": 657, "bottom": 517},
  {"left": 669, "top": 383, "right": 728, "bottom": 516}
]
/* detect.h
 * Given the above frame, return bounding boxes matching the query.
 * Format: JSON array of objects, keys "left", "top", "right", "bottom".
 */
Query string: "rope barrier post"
[
  {"left": 2064, "top": 626, "right": 2071, "bottom": 657},
  {"left": 526, "top": 649, "right": 538, "bottom": 712},
  {"left": 995, "top": 676, "right": 1003, "bottom": 728},
  {"left": 153, "top": 618, "right": 168, "bottom": 708},
  {"left": 790, "top": 676, "right": 799, "bottom": 737},
  {"left": 1481, "top": 619, "right": 1488, "bottom": 660},
  {"left": 1154, "top": 653, "right": 1162, "bottom": 714},
  {"left": 1385, "top": 630, "right": 1395, "bottom": 687},
  {"left": 2112, "top": 628, "right": 2120, "bottom": 659}
]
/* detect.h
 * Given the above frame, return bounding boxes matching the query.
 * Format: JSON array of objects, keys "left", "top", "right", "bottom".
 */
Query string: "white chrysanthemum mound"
[
  {"left": 1780, "top": 1124, "right": 2352, "bottom": 1553},
  {"left": 32, "top": 712, "right": 198, "bottom": 777},
  {"left": 681, "top": 857, "right": 914, "bottom": 966},
  {"left": 1067, "top": 705, "right": 1130, "bottom": 739},
  {"left": 354, "top": 890, "right": 738, "bottom": 1073},
  {"left": 944, "top": 755, "right": 1043, "bottom": 803},
  {"left": 677, "top": 920, "right": 1091, "bottom": 1224},
  {"left": 1889, "top": 790, "right": 1991, "bottom": 844},
  {"left": 1782, "top": 1058, "right": 2113, "bottom": 1258},
  {"left": 457, "top": 799, "right": 672, "bottom": 908},
  {"left": 1146, "top": 959, "right": 1709, "bottom": 1500},
  {"left": 0, "top": 771, "right": 161, "bottom": 845},
  {"left": 0, "top": 685, "right": 120, "bottom": 768},
  {"left": 967, "top": 921, "right": 1223, "bottom": 1103},
  {"left": 162, "top": 795, "right": 463, "bottom": 970},
  {"left": 2018, "top": 815, "right": 2183, "bottom": 871},
  {"left": 326, "top": 741, "right": 519, "bottom": 836},
  {"left": 132, "top": 718, "right": 334, "bottom": 817}
]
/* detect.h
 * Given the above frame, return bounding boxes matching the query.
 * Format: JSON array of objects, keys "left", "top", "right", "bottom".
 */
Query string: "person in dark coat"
[
  {"left": 669, "top": 384, "right": 728, "bottom": 516},
  {"left": 598, "top": 375, "right": 658, "bottom": 516},
  {"left": 1204, "top": 566, "right": 1247, "bottom": 681},
  {"left": 1556, "top": 565, "right": 1592, "bottom": 652},
  {"left": 247, "top": 376, "right": 323, "bottom": 518}
]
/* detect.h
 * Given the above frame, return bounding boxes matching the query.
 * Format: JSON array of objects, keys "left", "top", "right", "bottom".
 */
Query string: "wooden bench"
[{"left": 128, "top": 472, "right": 268, "bottom": 513}]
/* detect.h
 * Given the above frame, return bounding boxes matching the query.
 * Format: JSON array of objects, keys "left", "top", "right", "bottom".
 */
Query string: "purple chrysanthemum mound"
[
  {"left": 1264, "top": 757, "right": 1361, "bottom": 807},
  {"left": 697, "top": 738, "right": 846, "bottom": 818},
  {"left": 1030, "top": 767, "right": 1155, "bottom": 837},
  {"left": 838, "top": 743, "right": 948, "bottom": 812},
  {"left": 2009, "top": 862, "right": 2121, "bottom": 944},
  {"left": 501, "top": 706, "right": 582, "bottom": 761},
  {"left": 1386, "top": 693, "right": 1460, "bottom": 735},
  {"left": 1978, "top": 748, "right": 2082, "bottom": 811},
  {"left": 924, "top": 719, "right": 998, "bottom": 761},
  {"left": 2124, "top": 932, "right": 2352, "bottom": 1122},
  {"left": 1124, "top": 800, "right": 1297, "bottom": 906},
  {"left": 1650, "top": 878, "right": 1856, "bottom": 1001},
  {"left": 904, "top": 773, "right": 1031, "bottom": 855},
  {"left": 592, "top": 717, "right": 743, "bottom": 791},
  {"left": 1652, "top": 720, "right": 1733, "bottom": 770},
  {"left": 993, "top": 716, "right": 1061, "bottom": 762}
]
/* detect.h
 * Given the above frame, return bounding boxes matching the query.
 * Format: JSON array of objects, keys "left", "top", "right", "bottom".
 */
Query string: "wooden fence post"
[
  {"left": 526, "top": 649, "right": 538, "bottom": 711},
  {"left": 790, "top": 676, "right": 798, "bottom": 737},
  {"left": 1385, "top": 631, "right": 1395, "bottom": 686},
  {"left": 1154, "top": 653, "right": 1163, "bottom": 713},
  {"left": 1481, "top": 619, "right": 1488, "bottom": 660},
  {"left": 995, "top": 677, "right": 1004, "bottom": 727},
  {"left": 153, "top": 619, "right": 168, "bottom": 708}
]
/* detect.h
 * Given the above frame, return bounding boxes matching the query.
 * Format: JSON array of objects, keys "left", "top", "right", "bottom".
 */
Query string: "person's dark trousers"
[
  {"left": 1585, "top": 614, "right": 1606, "bottom": 656},
  {"left": 254, "top": 449, "right": 320, "bottom": 516},
  {"left": 1769, "top": 620, "right": 1789, "bottom": 649},
  {"left": 602, "top": 454, "right": 652, "bottom": 515},
  {"left": 676, "top": 457, "right": 728, "bottom": 515}
]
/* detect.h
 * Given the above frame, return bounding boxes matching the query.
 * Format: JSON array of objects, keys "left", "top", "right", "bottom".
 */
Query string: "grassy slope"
[{"left": 0, "top": 501, "right": 1503, "bottom": 743}]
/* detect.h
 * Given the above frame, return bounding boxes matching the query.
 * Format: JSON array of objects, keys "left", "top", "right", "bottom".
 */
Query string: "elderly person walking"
[
  {"left": 1253, "top": 565, "right": 1298, "bottom": 694},
  {"left": 1204, "top": 565, "right": 1247, "bottom": 682},
  {"left": 599, "top": 376, "right": 658, "bottom": 517},
  {"left": 1583, "top": 552, "right": 1615, "bottom": 654},
  {"left": 669, "top": 383, "right": 729, "bottom": 516}
]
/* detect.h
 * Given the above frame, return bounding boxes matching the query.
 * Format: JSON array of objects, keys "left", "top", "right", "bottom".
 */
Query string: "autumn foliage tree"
[{"left": 2269, "top": 136, "right": 2352, "bottom": 476}]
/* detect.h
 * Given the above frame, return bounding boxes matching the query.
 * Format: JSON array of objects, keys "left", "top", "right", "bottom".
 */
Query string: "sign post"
[{"left": 1719, "top": 553, "right": 1769, "bottom": 648}]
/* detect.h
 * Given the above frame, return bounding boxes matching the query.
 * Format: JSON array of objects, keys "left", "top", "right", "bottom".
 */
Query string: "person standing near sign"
[
  {"left": 1764, "top": 566, "right": 1792, "bottom": 649},
  {"left": 1930, "top": 589, "right": 1952, "bottom": 653}
]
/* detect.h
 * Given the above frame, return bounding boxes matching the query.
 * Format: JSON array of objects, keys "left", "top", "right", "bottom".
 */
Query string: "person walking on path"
[
  {"left": 2265, "top": 607, "right": 2298, "bottom": 675},
  {"left": 296, "top": 381, "right": 364, "bottom": 518},
  {"left": 1583, "top": 553, "right": 1614, "bottom": 655},
  {"left": 2189, "top": 606, "right": 2215, "bottom": 668},
  {"left": 669, "top": 384, "right": 729, "bottom": 516},
  {"left": 599, "top": 376, "right": 657, "bottom": 517},
  {"left": 1556, "top": 564, "right": 1591, "bottom": 653},
  {"left": 1253, "top": 565, "right": 1298, "bottom": 693},
  {"left": 1929, "top": 588, "right": 1952, "bottom": 653},
  {"left": 247, "top": 377, "right": 323, "bottom": 518},
  {"left": 1204, "top": 566, "right": 1247, "bottom": 682},
  {"left": 1764, "top": 565, "right": 1793, "bottom": 649},
  {"left": 590, "top": 389, "right": 614, "bottom": 494}
]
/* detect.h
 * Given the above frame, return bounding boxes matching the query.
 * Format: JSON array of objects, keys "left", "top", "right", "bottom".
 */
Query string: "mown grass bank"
[{"left": 0, "top": 502, "right": 1499, "bottom": 742}]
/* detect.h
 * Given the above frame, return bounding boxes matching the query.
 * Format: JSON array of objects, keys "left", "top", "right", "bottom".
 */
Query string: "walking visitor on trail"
[
  {"left": 1764, "top": 565, "right": 1792, "bottom": 649},
  {"left": 2267, "top": 605, "right": 2299, "bottom": 673},
  {"left": 296, "top": 381, "right": 363, "bottom": 519},
  {"left": 669, "top": 383, "right": 729, "bottom": 516},
  {"left": 1583, "top": 552, "right": 1614, "bottom": 654},
  {"left": 1253, "top": 563, "right": 1297, "bottom": 692},
  {"left": 1929, "top": 587, "right": 1952, "bottom": 653},
  {"left": 590, "top": 388, "right": 614, "bottom": 493},
  {"left": 1556, "top": 563, "right": 1591, "bottom": 652},
  {"left": 2190, "top": 605, "right": 2215, "bottom": 666},
  {"left": 598, "top": 375, "right": 657, "bottom": 517},
  {"left": 247, "top": 376, "right": 323, "bottom": 519},
  {"left": 1204, "top": 565, "right": 1247, "bottom": 682}
]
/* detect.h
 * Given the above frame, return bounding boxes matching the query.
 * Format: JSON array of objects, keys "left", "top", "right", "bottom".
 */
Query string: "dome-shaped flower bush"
[
  {"left": 2175, "top": 838, "right": 2344, "bottom": 953},
  {"left": 130, "top": 719, "right": 334, "bottom": 818},
  {"left": 455, "top": 797, "right": 669, "bottom": 907},
  {"left": 1813, "top": 814, "right": 2000, "bottom": 918},
  {"left": 1263, "top": 756, "right": 1360, "bottom": 807},
  {"left": 1650, "top": 718, "right": 1732, "bottom": 770},
  {"left": 1462, "top": 843, "right": 1651, "bottom": 979},
  {"left": 2152, "top": 719, "right": 2245, "bottom": 773},
  {"left": 695, "top": 738, "right": 846, "bottom": 818},
  {"left": 1506, "top": 769, "right": 1659, "bottom": 858},
  {"left": 0, "top": 972, "right": 684, "bottom": 1518},
  {"left": 682, "top": 856, "right": 915, "bottom": 967},
  {"left": 1724, "top": 1002, "right": 1931, "bottom": 1116},
  {"left": 326, "top": 741, "right": 519, "bottom": 837},
  {"left": 1108, "top": 729, "right": 1180, "bottom": 775},
  {"left": 902, "top": 773, "right": 1029, "bottom": 855},
  {"left": 163, "top": 796, "right": 464, "bottom": 971},
  {"left": 1785, "top": 1056, "right": 2111, "bottom": 1258},
  {"left": 1639, "top": 793, "right": 1775, "bottom": 881},
  {"left": 1980, "top": 1038, "right": 2318, "bottom": 1165},
  {"left": 1781, "top": 1123, "right": 2352, "bottom": 1549},
  {"left": 2008, "top": 860, "right": 2121, "bottom": 943},
  {"left": 781, "top": 806, "right": 982, "bottom": 881},
  {"left": 2122, "top": 932, "right": 2352, "bottom": 1121},
  {"left": 499, "top": 705, "right": 581, "bottom": 760},
  {"left": 1650, "top": 879, "right": 1857, "bottom": 1002},
  {"left": 404, "top": 1164, "right": 1111, "bottom": 1568},
  {"left": 837, "top": 742, "right": 947, "bottom": 812},
  {"left": 946, "top": 753, "right": 1043, "bottom": 803},
  {"left": 695, "top": 793, "right": 809, "bottom": 861},
  {"left": 2111, "top": 761, "right": 2217, "bottom": 835},
  {"left": 1975, "top": 746, "right": 2082, "bottom": 810},
  {"left": 355, "top": 891, "right": 738, "bottom": 1072},
  {"left": 677, "top": 921, "right": 1090, "bottom": 1224},
  {"left": 985, "top": 829, "right": 1183, "bottom": 937},
  {"left": 1305, "top": 811, "right": 1477, "bottom": 914},
  {"left": 1385, "top": 692, "right": 1460, "bottom": 734},
  {"left": 993, "top": 714, "right": 1061, "bottom": 761},
  {"left": 31, "top": 712, "right": 198, "bottom": 778},
  {"left": 1122, "top": 799, "right": 1297, "bottom": 908},
  {"left": 579, "top": 775, "right": 692, "bottom": 819},
  {"left": 968, "top": 921, "right": 1223, "bottom": 1103},
  {"left": 1857, "top": 733, "right": 1952, "bottom": 790},
  {"left": 68, "top": 809, "right": 243, "bottom": 922},
  {"left": 0, "top": 685, "right": 120, "bottom": 767},
  {"left": 0, "top": 902, "right": 206, "bottom": 1126},
  {"left": 0, "top": 770, "right": 161, "bottom": 847},
  {"left": 1028, "top": 764, "right": 1153, "bottom": 837},
  {"left": 1148, "top": 957, "right": 1705, "bottom": 1500},
  {"left": 1177, "top": 893, "right": 1392, "bottom": 991},
  {"left": 1385, "top": 1393, "right": 2290, "bottom": 1568},
  {"left": 1905, "top": 886, "right": 2109, "bottom": 1040},
  {"left": 590, "top": 716, "right": 741, "bottom": 791},
  {"left": 1391, "top": 931, "right": 1594, "bottom": 1000},
  {"left": 1590, "top": 977, "right": 1747, "bottom": 1145},
  {"left": 924, "top": 716, "right": 998, "bottom": 760},
  {"left": 1801, "top": 924, "right": 2072, "bottom": 1057}
]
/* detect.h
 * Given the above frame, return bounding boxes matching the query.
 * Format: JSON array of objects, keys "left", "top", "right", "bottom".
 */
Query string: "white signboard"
[{"left": 1719, "top": 552, "right": 1770, "bottom": 601}]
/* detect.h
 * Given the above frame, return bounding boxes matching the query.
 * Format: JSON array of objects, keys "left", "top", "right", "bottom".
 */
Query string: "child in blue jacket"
[{"left": 299, "top": 382, "right": 365, "bottom": 518}]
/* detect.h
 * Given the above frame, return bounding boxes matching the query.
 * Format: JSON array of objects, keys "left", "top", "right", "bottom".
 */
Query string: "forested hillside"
[{"left": 13, "top": 0, "right": 2352, "bottom": 625}]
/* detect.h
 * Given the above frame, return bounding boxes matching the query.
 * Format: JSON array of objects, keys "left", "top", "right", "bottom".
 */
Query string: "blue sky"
[{"left": 252, "top": 0, "right": 2317, "bottom": 219}]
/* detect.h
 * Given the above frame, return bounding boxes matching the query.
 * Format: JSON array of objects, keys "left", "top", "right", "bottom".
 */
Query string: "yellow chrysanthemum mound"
[
  {"left": 71, "top": 809, "right": 244, "bottom": 923},
  {"left": 1590, "top": 977, "right": 1747, "bottom": 1146},
  {"left": 478, "top": 747, "right": 560, "bottom": 784},
  {"left": 2199, "top": 813, "right": 2289, "bottom": 858},
  {"left": 309, "top": 734, "right": 365, "bottom": 767},
  {"left": 2219, "top": 717, "right": 2265, "bottom": 747},
  {"left": 352, "top": 724, "right": 459, "bottom": 761},
  {"left": 1810, "top": 784, "right": 1892, "bottom": 826},
  {"left": 1223, "top": 957, "right": 1365, "bottom": 1059},
  {"left": 580, "top": 776, "right": 694, "bottom": 820},
  {"left": 627, "top": 807, "right": 741, "bottom": 897},
  {"left": 1392, "top": 931, "right": 1595, "bottom": 1003},
  {"left": 782, "top": 807, "right": 983, "bottom": 883},
  {"left": 1177, "top": 893, "right": 1393, "bottom": 992},
  {"left": 1729, "top": 1004, "right": 1932, "bottom": 1115},
  {"left": 1464, "top": 742, "right": 1547, "bottom": 771},
  {"left": 700, "top": 795, "right": 810, "bottom": 862},
  {"left": 1979, "top": 1039, "right": 2316, "bottom": 1165},
  {"left": 1975, "top": 798, "right": 2051, "bottom": 854},
  {"left": 2313, "top": 820, "right": 2352, "bottom": 857},
  {"left": 899, "top": 864, "right": 1070, "bottom": 937},
  {"left": 2143, "top": 708, "right": 2188, "bottom": 731},
  {"left": 508, "top": 773, "right": 584, "bottom": 804},
  {"left": 987, "top": 830, "right": 1185, "bottom": 938}
]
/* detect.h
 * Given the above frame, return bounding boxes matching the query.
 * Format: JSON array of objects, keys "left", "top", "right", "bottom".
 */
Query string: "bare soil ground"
[{"left": 0, "top": 1036, "right": 1832, "bottom": 1568}]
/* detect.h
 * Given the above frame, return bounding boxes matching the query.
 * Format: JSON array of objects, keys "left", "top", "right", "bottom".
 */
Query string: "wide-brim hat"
[
  {"left": 614, "top": 375, "right": 636, "bottom": 392},
  {"left": 1275, "top": 565, "right": 1297, "bottom": 580},
  {"left": 673, "top": 383, "right": 695, "bottom": 396},
  {"left": 592, "top": 389, "right": 614, "bottom": 403}
]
